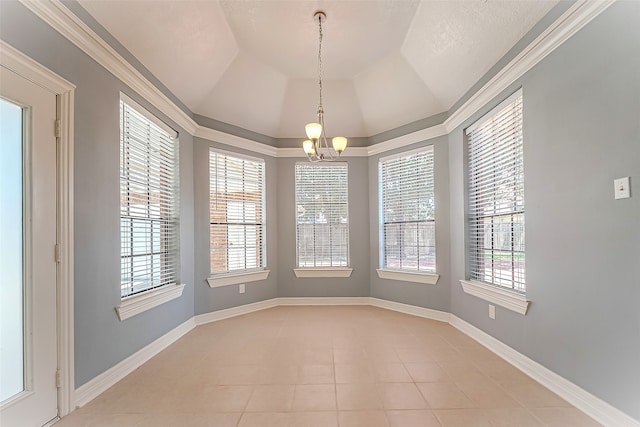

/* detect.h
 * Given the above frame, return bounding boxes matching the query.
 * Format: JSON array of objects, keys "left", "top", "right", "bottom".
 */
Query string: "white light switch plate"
[{"left": 614, "top": 177, "right": 630, "bottom": 200}]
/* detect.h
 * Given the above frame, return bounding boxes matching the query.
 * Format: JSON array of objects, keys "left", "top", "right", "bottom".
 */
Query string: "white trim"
[
  {"left": 366, "top": 1, "right": 614, "bottom": 155},
  {"left": 460, "top": 279, "right": 530, "bottom": 315},
  {"left": 196, "top": 126, "right": 278, "bottom": 157},
  {"left": 377, "top": 269, "right": 440, "bottom": 285},
  {"left": 115, "top": 283, "right": 186, "bottom": 321},
  {"left": 369, "top": 297, "right": 450, "bottom": 323},
  {"left": 443, "top": 0, "right": 614, "bottom": 134},
  {"left": 450, "top": 315, "right": 640, "bottom": 427},
  {"left": 72, "top": 297, "right": 639, "bottom": 425},
  {"left": 278, "top": 297, "right": 370, "bottom": 306},
  {"left": 367, "top": 125, "right": 447, "bottom": 156},
  {"left": 18, "top": 1, "right": 614, "bottom": 160},
  {"left": 18, "top": 0, "right": 198, "bottom": 135},
  {"left": 293, "top": 267, "right": 353, "bottom": 278},
  {"left": 278, "top": 147, "right": 369, "bottom": 158},
  {"left": 1, "top": 39, "right": 76, "bottom": 418},
  {"left": 74, "top": 317, "right": 195, "bottom": 408},
  {"left": 206, "top": 269, "right": 270, "bottom": 288},
  {"left": 194, "top": 298, "right": 279, "bottom": 325},
  {"left": 43, "top": 417, "right": 61, "bottom": 427},
  {"left": 0, "top": 41, "right": 74, "bottom": 94},
  {"left": 56, "top": 84, "right": 75, "bottom": 418}
]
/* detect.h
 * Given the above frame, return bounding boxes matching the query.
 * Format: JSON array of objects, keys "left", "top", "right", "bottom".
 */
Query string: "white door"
[{"left": 0, "top": 66, "right": 59, "bottom": 426}]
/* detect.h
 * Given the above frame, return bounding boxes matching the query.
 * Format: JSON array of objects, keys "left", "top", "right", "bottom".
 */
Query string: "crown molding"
[
  {"left": 19, "top": 0, "right": 614, "bottom": 158},
  {"left": 0, "top": 39, "right": 75, "bottom": 92},
  {"left": 195, "top": 126, "right": 278, "bottom": 157},
  {"left": 278, "top": 146, "right": 369, "bottom": 158},
  {"left": 18, "top": 0, "right": 198, "bottom": 135},
  {"left": 366, "top": 124, "right": 448, "bottom": 156},
  {"left": 443, "top": 0, "right": 615, "bottom": 133},
  {"left": 366, "top": 0, "right": 614, "bottom": 154}
]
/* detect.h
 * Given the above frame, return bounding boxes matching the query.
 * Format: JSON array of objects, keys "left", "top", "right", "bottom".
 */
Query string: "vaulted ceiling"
[{"left": 78, "top": 0, "right": 557, "bottom": 139}]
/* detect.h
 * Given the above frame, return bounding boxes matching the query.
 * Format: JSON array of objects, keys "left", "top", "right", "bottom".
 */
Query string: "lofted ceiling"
[{"left": 78, "top": 0, "right": 557, "bottom": 139}]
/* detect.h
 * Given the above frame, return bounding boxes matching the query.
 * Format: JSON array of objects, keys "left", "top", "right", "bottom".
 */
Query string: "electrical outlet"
[
  {"left": 239, "top": 284, "right": 245, "bottom": 294},
  {"left": 489, "top": 304, "right": 496, "bottom": 320}
]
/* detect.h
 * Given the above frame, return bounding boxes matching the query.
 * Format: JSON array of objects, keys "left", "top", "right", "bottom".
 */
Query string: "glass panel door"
[{"left": 0, "top": 98, "right": 24, "bottom": 403}]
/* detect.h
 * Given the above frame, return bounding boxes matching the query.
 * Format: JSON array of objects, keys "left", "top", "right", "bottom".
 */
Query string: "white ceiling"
[{"left": 78, "top": 0, "right": 557, "bottom": 139}]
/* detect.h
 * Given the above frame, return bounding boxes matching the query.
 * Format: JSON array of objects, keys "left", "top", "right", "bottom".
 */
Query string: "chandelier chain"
[{"left": 317, "top": 14, "right": 323, "bottom": 112}]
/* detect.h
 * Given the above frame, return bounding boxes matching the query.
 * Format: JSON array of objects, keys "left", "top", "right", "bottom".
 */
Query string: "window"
[
  {"left": 295, "top": 163, "right": 349, "bottom": 268},
  {"left": 466, "top": 90, "right": 525, "bottom": 292},
  {"left": 379, "top": 147, "right": 436, "bottom": 273},
  {"left": 120, "top": 95, "right": 179, "bottom": 298},
  {"left": 209, "top": 150, "right": 265, "bottom": 275}
]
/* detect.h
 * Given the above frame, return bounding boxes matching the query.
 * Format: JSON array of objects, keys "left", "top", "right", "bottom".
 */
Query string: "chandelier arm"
[{"left": 319, "top": 109, "right": 335, "bottom": 161}]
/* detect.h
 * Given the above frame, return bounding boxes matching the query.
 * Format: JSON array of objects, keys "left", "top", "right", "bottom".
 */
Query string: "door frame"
[{"left": 1, "top": 40, "right": 75, "bottom": 418}]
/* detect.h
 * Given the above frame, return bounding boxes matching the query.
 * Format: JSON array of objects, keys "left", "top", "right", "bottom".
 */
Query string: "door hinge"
[
  {"left": 55, "top": 243, "right": 61, "bottom": 263},
  {"left": 54, "top": 119, "right": 61, "bottom": 138},
  {"left": 55, "top": 369, "right": 61, "bottom": 388}
]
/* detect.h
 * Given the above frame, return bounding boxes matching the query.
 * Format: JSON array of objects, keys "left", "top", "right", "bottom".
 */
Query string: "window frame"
[
  {"left": 293, "top": 162, "right": 352, "bottom": 277},
  {"left": 207, "top": 148, "right": 269, "bottom": 288},
  {"left": 377, "top": 146, "right": 439, "bottom": 285},
  {"left": 460, "top": 88, "right": 529, "bottom": 315},
  {"left": 116, "top": 93, "right": 184, "bottom": 320}
]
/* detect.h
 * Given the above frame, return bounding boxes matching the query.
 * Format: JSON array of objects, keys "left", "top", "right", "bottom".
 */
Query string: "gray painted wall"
[
  {"left": 2, "top": 0, "right": 638, "bottom": 421},
  {"left": 368, "top": 137, "right": 451, "bottom": 312},
  {"left": 276, "top": 157, "right": 371, "bottom": 297},
  {"left": 448, "top": 2, "right": 640, "bottom": 419},
  {"left": 193, "top": 138, "right": 279, "bottom": 314},
  {"left": 0, "top": 1, "right": 195, "bottom": 388}
]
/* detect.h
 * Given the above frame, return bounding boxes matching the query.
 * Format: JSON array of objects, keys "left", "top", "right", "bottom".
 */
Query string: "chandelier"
[{"left": 302, "top": 11, "right": 347, "bottom": 161}]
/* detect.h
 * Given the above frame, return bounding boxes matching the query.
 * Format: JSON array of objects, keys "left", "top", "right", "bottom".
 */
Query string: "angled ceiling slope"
[{"left": 78, "top": 0, "right": 558, "bottom": 139}]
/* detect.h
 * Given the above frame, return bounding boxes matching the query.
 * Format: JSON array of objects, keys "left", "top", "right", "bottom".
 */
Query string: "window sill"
[
  {"left": 293, "top": 267, "right": 353, "bottom": 278},
  {"left": 115, "top": 283, "right": 186, "bottom": 321},
  {"left": 207, "top": 270, "right": 270, "bottom": 288},
  {"left": 460, "top": 279, "right": 530, "bottom": 315},
  {"left": 376, "top": 269, "right": 439, "bottom": 285}
]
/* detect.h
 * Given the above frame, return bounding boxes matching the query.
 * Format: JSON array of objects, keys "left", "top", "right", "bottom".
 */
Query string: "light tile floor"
[{"left": 56, "top": 306, "right": 601, "bottom": 426}]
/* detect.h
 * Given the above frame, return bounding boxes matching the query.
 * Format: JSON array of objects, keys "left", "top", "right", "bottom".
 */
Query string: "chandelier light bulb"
[
  {"left": 305, "top": 122, "right": 322, "bottom": 141},
  {"left": 332, "top": 136, "right": 347, "bottom": 154},
  {"left": 303, "top": 139, "right": 315, "bottom": 155}
]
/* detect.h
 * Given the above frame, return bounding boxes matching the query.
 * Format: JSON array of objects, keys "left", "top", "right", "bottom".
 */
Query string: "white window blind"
[
  {"left": 466, "top": 90, "right": 525, "bottom": 292},
  {"left": 379, "top": 147, "right": 436, "bottom": 272},
  {"left": 120, "top": 95, "right": 179, "bottom": 298},
  {"left": 295, "top": 163, "right": 349, "bottom": 267},
  {"left": 210, "top": 150, "right": 266, "bottom": 274}
]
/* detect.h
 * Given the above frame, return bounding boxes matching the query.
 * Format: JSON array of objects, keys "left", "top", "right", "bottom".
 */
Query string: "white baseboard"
[
  {"left": 369, "top": 297, "right": 451, "bottom": 323},
  {"left": 450, "top": 315, "right": 640, "bottom": 427},
  {"left": 277, "top": 296, "right": 371, "bottom": 306},
  {"left": 194, "top": 298, "right": 279, "bottom": 325},
  {"left": 74, "top": 317, "right": 195, "bottom": 408},
  {"left": 72, "top": 298, "right": 639, "bottom": 426}
]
